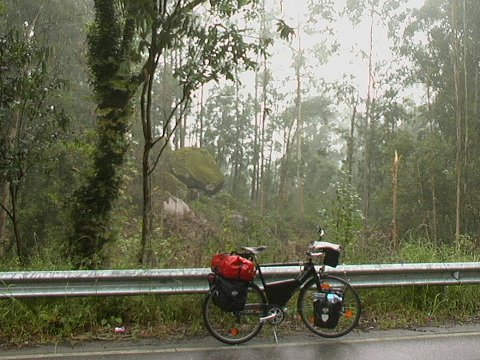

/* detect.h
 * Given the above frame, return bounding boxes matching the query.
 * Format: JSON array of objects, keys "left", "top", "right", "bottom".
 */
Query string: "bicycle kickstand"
[
  {"left": 259, "top": 313, "right": 279, "bottom": 343},
  {"left": 272, "top": 325, "right": 278, "bottom": 343}
]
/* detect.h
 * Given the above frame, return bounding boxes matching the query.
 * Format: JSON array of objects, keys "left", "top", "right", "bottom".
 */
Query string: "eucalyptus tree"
[
  {"left": 342, "top": 0, "right": 382, "bottom": 224},
  {"left": 267, "top": 0, "right": 337, "bottom": 232},
  {"left": 396, "top": 0, "right": 480, "bottom": 242}
]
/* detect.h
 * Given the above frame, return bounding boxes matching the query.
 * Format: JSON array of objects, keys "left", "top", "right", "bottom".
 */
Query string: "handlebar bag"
[{"left": 211, "top": 253, "right": 256, "bottom": 282}]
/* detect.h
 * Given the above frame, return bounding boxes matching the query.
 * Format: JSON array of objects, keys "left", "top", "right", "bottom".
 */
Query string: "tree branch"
[{"left": 149, "top": 98, "right": 191, "bottom": 176}]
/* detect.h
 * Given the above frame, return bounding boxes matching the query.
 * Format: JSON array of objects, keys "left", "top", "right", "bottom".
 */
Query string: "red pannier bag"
[{"left": 211, "top": 253, "right": 256, "bottom": 282}]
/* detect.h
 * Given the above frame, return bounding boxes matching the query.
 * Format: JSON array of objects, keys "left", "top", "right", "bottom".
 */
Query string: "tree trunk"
[
  {"left": 363, "top": 4, "right": 375, "bottom": 225},
  {"left": 278, "top": 126, "right": 292, "bottom": 209},
  {"left": 451, "top": 1, "right": 463, "bottom": 242},
  {"left": 140, "top": 142, "right": 153, "bottom": 264},
  {"left": 198, "top": 85, "right": 205, "bottom": 148},
  {"left": 138, "top": 8, "right": 162, "bottom": 264},
  {"left": 462, "top": 0, "right": 469, "bottom": 233},
  {"left": 392, "top": 151, "right": 400, "bottom": 250},
  {"left": 231, "top": 71, "right": 242, "bottom": 198},
  {"left": 9, "top": 181, "right": 24, "bottom": 261},
  {"left": 70, "top": 0, "right": 137, "bottom": 267},
  {"left": 6, "top": 110, "right": 23, "bottom": 262},
  {"left": 0, "top": 109, "right": 17, "bottom": 249},
  {"left": 260, "top": 52, "right": 269, "bottom": 212},
  {"left": 0, "top": 183, "right": 8, "bottom": 243},
  {"left": 347, "top": 95, "right": 358, "bottom": 182},
  {"left": 426, "top": 67, "right": 437, "bottom": 243},
  {"left": 251, "top": 66, "right": 259, "bottom": 204},
  {"left": 431, "top": 173, "right": 438, "bottom": 244},
  {"left": 295, "top": 29, "right": 305, "bottom": 232},
  {"left": 139, "top": 68, "right": 154, "bottom": 263}
]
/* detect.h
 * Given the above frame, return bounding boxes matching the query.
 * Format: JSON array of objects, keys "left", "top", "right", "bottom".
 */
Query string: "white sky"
[
  {"left": 194, "top": 0, "right": 428, "bottom": 150},
  {"left": 266, "top": 0, "right": 427, "bottom": 101}
]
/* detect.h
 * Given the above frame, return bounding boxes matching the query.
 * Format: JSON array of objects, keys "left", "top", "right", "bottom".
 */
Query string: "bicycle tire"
[
  {"left": 297, "top": 275, "right": 361, "bottom": 338},
  {"left": 203, "top": 282, "right": 267, "bottom": 345}
]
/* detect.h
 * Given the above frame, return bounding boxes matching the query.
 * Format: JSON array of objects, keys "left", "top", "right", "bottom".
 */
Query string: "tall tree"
[
  {"left": 137, "top": 0, "right": 271, "bottom": 263},
  {"left": 0, "top": 3, "right": 71, "bottom": 262},
  {"left": 294, "top": 27, "right": 305, "bottom": 232},
  {"left": 70, "top": 0, "right": 139, "bottom": 267}
]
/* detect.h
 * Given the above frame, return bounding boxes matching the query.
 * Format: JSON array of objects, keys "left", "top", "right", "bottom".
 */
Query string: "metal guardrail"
[{"left": 0, "top": 262, "right": 479, "bottom": 299}]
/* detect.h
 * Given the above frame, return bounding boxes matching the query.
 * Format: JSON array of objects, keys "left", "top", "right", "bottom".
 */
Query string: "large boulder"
[
  {"left": 170, "top": 147, "right": 224, "bottom": 195},
  {"left": 163, "top": 195, "right": 192, "bottom": 216}
]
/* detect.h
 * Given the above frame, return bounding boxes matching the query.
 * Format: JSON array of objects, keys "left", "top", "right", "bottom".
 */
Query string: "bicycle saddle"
[{"left": 242, "top": 246, "right": 267, "bottom": 255}]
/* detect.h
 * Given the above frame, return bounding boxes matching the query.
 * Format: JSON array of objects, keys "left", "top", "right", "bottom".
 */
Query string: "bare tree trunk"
[
  {"left": 431, "top": 174, "right": 438, "bottom": 244},
  {"left": 251, "top": 66, "right": 259, "bottom": 203},
  {"left": 139, "top": 53, "right": 156, "bottom": 264},
  {"left": 231, "top": 70, "right": 242, "bottom": 198},
  {"left": 462, "top": 0, "right": 469, "bottom": 233},
  {"left": 363, "top": 4, "right": 375, "bottom": 226},
  {"left": 278, "top": 126, "right": 292, "bottom": 208},
  {"left": 347, "top": 95, "right": 358, "bottom": 182},
  {"left": 260, "top": 52, "right": 268, "bottom": 212},
  {"left": 425, "top": 64, "right": 438, "bottom": 243},
  {"left": 392, "top": 151, "right": 400, "bottom": 250},
  {"left": 141, "top": 142, "right": 153, "bottom": 264},
  {"left": 451, "top": 1, "right": 463, "bottom": 242},
  {"left": 295, "top": 29, "right": 304, "bottom": 232},
  {"left": 198, "top": 85, "right": 205, "bottom": 147},
  {"left": 139, "top": 9, "right": 162, "bottom": 264}
]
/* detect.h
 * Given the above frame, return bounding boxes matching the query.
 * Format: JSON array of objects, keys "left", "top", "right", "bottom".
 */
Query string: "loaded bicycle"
[{"left": 202, "top": 229, "right": 361, "bottom": 344}]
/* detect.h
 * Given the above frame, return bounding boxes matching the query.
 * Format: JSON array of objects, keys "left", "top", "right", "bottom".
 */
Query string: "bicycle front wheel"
[
  {"left": 298, "top": 275, "right": 361, "bottom": 338},
  {"left": 202, "top": 282, "right": 267, "bottom": 345}
]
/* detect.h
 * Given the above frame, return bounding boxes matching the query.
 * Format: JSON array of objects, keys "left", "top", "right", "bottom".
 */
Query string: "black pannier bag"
[
  {"left": 211, "top": 276, "right": 249, "bottom": 312},
  {"left": 313, "top": 292, "right": 343, "bottom": 329}
]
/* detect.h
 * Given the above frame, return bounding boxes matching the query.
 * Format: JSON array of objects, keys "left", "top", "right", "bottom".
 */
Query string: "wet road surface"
[{"left": 1, "top": 325, "right": 479, "bottom": 360}]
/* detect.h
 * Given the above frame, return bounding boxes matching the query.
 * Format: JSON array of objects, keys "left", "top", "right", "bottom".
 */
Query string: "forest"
[{"left": 0, "top": 0, "right": 479, "bottom": 341}]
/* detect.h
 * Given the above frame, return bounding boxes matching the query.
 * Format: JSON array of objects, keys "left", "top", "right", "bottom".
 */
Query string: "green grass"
[
  {"left": 1, "top": 283, "right": 478, "bottom": 346},
  {"left": 0, "top": 295, "right": 207, "bottom": 346},
  {"left": 359, "top": 285, "right": 480, "bottom": 330}
]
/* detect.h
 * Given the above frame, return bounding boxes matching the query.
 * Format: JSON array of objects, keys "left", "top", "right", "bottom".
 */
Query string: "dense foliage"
[
  {"left": 0, "top": 0, "right": 479, "bottom": 266},
  {"left": 0, "top": 0, "right": 479, "bottom": 343}
]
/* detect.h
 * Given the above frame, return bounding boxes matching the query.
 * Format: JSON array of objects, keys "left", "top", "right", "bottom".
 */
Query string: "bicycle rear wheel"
[
  {"left": 298, "top": 275, "right": 361, "bottom": 338},
  {"left": 203, "top": 282, "right": 267, "bottom": 345}
]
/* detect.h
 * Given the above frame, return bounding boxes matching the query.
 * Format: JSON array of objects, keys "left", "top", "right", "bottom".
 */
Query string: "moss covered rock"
[{"left": 171, "top": 147, "right": 224, "bottom": 194}]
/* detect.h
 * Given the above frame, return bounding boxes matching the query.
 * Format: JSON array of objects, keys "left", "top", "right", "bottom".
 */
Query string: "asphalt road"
[{"left": 1, "top": 325, "right": 479, "bottom": 360}]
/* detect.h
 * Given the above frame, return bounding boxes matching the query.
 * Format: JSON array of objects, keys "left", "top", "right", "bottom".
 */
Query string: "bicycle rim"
[
  {"left": 298, "top": 275, "right": 361, "bottom": 338},
  {"left": 203, "top": 283, "right": 266, "bottom": 345}
]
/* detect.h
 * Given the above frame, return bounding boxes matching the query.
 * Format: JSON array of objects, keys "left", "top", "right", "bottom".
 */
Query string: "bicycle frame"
[
  {"left": 203, "top": 241, "right": 362, "bottom": 345},
  {"left": 255, "top": 259, "right": 322, "bottom": 307}
]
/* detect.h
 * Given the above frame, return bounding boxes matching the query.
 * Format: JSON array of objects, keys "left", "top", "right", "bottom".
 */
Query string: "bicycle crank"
[{"left": 260, "top": 307, "right": 285, "bottom": 325}]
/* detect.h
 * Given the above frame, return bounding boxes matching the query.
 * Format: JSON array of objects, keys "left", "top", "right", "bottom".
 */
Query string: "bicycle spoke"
[
  {"left": 298, "top": 276, "right": 361, "bottom": 338},
  {"left": 203, "top": 284, "right": 266, "bottom": 344}
]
